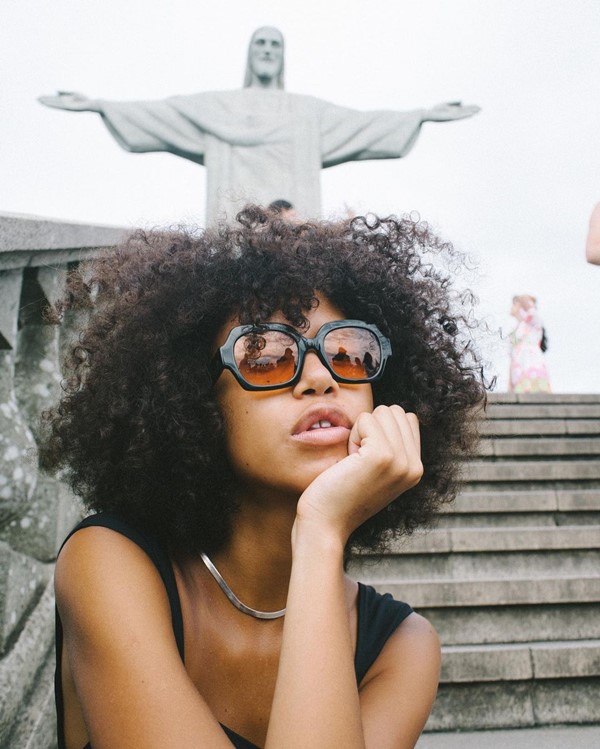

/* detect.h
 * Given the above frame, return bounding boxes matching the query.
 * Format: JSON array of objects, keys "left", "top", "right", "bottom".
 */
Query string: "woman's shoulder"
[{"left": 55, "top": 515, "right": 174, "bottom": 628}]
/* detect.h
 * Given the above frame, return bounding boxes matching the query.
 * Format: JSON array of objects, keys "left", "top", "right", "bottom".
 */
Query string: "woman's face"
[{"left": 213, "top": 297, "right": 374, "bottom": 500}]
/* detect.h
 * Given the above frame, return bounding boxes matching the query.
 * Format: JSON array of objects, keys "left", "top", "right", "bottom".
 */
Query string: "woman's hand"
[{"left": 294, "top": 404, "right": 422, "bottom": 544}]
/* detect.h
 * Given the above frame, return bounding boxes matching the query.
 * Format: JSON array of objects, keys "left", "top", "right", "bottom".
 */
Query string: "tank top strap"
[{"left": 354, "top": 582, "right": 413, "bottom": 684}]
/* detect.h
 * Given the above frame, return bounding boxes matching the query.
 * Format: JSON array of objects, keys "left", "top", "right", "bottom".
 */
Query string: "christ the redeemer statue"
[{"left": 39, "top": 26, "right": 480, "bottom": 224}]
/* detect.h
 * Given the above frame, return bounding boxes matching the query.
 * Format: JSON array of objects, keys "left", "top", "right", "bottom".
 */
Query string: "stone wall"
[{"left": 0, "top": 213, "right": 125, "bottom": 748}]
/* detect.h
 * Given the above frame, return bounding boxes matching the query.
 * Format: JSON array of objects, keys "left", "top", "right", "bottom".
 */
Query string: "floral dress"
[{"left": 509, "top": 309, "right": 551, "bottom": 393}]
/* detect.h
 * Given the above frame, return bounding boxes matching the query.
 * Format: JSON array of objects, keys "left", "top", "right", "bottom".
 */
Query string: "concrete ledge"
[
  {"left": 392, "top": 526, "right": 600, "bottom": 554},
  {"left": 488, "top": 394, "right": 600, "bottom": 404},
  {"left": 485, "top": 405, "right": 600, "bottom": 419},
  {"left": 480, "top": 419, "right": 600, "bottom": 436},
  {"left": 417, "top": 725, "right": 600, "bottom": 749},
  {"left": 426, "top": 681, "right": 535, "bottom": 731},
  {"left": 444, "top": 489, "right": 600, "bottom": 514},
  {"left": 427, "top": 679, "right": 600, "bottom": 731},
  {"left": 422, "top": 603, "right": 600, "bottom": 646},
  {"left": 441, "top": 640, "right": 600, "bottom": 683},
  {"left": 0, "top": 211, "right": 125, "bottom": 252},
  {"left": 533, "top": 678, "right": 600, "bottom": 725},
  {"left": 373, "top": 577, "right": 600, "bottom": 608},
  {"left": 352, "top": 548, "right": 600, "bottom": 581},
  {"left": 479, "top": 438, "right": 600, "bottom": 457},
  {"left": 532, "top": 639, "right": 600, "bottom": 679},
  {"left": 465, "top": 460, "right": 600, "bottom": 482}
]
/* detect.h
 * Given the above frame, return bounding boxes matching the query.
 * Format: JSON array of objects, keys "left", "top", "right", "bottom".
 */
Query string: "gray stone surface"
[
  {"left": 0, "top": 543, "right": 52, "bottom": 652},
  {"left": 489, "top": 394, "right": 600, "bottom": 404},
  {"left": 0, "top": 580, "right": 55, "bottom": 747},
  {"left": 426, "top": 682, "right": 535, "bottom": 731},
  {"left": 465, "top": 460, "right": 600, "bottom": 482},
  {"left": 486, "top": 404, "right": 600, "bottom": 419},
  {"left": 0, "top": 269, "right": 22, "bottom": 350},
  {"left": 375, "top": 577, "right": 600, "bottom": 608},
  {"left": 481, "top": 437, "right": 600, "bottom": 456},
  {"left": 394, "top": 526, "right": 600, "bottom": 554},
  {"left": 0, "top": 476, "right": 83, "bottom": 562},
  {"left": 417, "top": 724, "right": 600, "bottom": 749},
  {"left": 421, "top": 604, "right": 600, "bottom": 645},
  {"left": 449, "top": 488, "right": 600, "bottom": 513},
  {"left": 0, "top": 352, "right": 38, "bottom": 523},
  {"left": 533, "top": 678, "right": 600, "bottom": 724},
  {"left": 440, "top": 640, "right": 600, "bottom": 682},
  {"left": 441, "top": 643, "right": 533, "bottom": 682},
  {"left": 5, "top": 648, "right": 57, "bottom": 749},
  {"left": 0, "top": 211, "right": 125, "bottom": 256},
  {"left": 0, "top": 215, "right": 117, "bottom": 749},
  {"left": 531, "top": 640, "right": 600, "bottom": 679},
  {"left": 481, "top": 418, "right": 600, "bottom": 436},
  {"left": 353, "top": 548, "right": 600, "bottom": 580}
]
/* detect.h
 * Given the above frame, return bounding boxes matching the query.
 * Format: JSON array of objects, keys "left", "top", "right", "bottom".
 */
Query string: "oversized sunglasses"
[{"left": 210, "top": 320, "right": 392, "bottom": 391}]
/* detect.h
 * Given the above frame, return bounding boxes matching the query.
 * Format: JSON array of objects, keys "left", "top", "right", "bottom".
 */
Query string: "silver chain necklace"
[{"left": 200, "top": 552, "right": 287, "bottom": 620}]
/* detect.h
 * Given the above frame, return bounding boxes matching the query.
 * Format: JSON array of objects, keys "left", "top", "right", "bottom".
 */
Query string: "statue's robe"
[{"left": 99, "top": 89, "right": 424, "bottom": 223}]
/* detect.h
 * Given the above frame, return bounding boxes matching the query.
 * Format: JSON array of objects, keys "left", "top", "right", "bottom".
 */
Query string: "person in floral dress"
[{"left": 509, "top": 294, "right": 551, "bottom": 393}]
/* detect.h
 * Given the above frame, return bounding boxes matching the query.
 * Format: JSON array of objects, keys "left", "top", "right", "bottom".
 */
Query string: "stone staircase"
[{"left": 350, "top": 393, "right": 600, "bottom": 731}]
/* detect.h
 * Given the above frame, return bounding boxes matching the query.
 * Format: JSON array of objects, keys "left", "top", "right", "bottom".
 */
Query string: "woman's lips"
[
  {"left": 291, "top": 407, "right": 352, "bottom": 446},
  {"left": 291, "top": 425, "right": 350, "bottom": 446}
]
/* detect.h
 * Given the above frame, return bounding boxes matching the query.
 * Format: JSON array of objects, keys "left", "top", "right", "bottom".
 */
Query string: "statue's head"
[{"left": 244, "top": 26, "right": 285, "bottom": 89}]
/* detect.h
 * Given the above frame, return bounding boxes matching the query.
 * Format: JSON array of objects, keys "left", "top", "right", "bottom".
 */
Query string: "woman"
[
  {"left": 42, "top": 206, "right": 486, "bottom": 749},
  {"left": 508, "top": 294, "right": 551, "bottom": 394}
]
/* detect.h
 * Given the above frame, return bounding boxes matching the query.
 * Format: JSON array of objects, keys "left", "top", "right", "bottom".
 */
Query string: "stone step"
[
  {"left": 440, "top": 639, "right": 600, "bottom": 683},
  {"left": 426, "top": 678, "right": 600, "bottom": 731},
  {"left": 421, "top": 603, "right": 600, "bottom": 646},
  {"left": 353, "top": 548, "right": 600, "bottom": 581},
  {"left": 485, "top": 404, "right": 600, "bottom": 420},
  {"left": 446, "top": 488, "right": 600, "bottom": 514},
  {"left": 388, "top": 526, "right": 600, "bottom": 554},
  {"left": 489, "top": 393, "right": 600, "bottom": 404},
  {"left": 478, "top": 437, "right": 600, "bottom": 457},
  {"left": 480, "top": 419, "right": 600, "bottom": 437},
  {"left": 363, "top": 576, "right": 600, "bottom": 608},
  {"left": 464, "top": 460, "right": 600, "bottom": 483},
  {"left": 433, "top": 512, "right": 600, "bottom": 528}
]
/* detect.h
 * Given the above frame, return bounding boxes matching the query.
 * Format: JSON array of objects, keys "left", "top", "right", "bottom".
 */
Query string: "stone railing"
[{"left": 0, "top": 213, "right": 126, "bottom": 748}]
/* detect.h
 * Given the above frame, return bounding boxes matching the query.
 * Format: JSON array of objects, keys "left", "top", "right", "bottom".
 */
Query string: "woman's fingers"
[
  {"left": 350, "top": 405, "right": 423, "bottom": 492},
  {"left": 298, "top": 405, "right": 423, "bottom": 539}
]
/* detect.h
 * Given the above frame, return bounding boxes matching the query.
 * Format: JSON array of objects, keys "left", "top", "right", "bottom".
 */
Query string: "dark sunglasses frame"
[{"left": 210, "top": 320, "right": 392, "bottom": 391}]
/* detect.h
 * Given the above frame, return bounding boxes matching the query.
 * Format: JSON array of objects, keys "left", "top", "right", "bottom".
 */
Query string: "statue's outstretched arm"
[
  {"left": 37, "top": 91, "right": 102, "bottom": 113},
  {"left": 421, "top": 101, "right": 481, "bottom": 122}
]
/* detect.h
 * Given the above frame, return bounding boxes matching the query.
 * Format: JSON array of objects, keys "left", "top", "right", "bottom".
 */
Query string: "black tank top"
[{"left": 55, "top": 513, "right": 413, "bottom": 749}]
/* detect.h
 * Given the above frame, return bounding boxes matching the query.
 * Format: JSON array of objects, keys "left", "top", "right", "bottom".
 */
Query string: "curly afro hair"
[{"left": 40, "top": 205, "right": 487, "bottom": 559}]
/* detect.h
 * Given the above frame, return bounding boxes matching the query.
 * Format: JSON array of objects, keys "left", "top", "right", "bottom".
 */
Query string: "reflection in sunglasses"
[{"left": 232, "top": 326, "right": 382, "bottom": 386}]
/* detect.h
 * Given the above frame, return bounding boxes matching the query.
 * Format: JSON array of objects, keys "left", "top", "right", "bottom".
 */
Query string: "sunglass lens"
[
  {"left": 234, "top": 331, "right": 299, "bottom": 386},
  {"left": 324, "top": 328, "right": 381, "bottom": 380}
]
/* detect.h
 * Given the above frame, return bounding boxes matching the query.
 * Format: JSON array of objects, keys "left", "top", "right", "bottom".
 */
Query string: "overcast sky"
[{"left": 2, "top": 0, "right": 599, "bottom": 391}]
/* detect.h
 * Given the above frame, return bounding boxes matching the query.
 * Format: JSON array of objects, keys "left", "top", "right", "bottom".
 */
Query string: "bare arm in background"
[{"left": 586, "top": 203, "right": 600, "bottom": 265}]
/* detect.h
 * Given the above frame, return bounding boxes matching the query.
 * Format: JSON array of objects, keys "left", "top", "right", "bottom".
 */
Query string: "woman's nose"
[{"left": 292, "top": 351, "right": 338, "bottom": 396}]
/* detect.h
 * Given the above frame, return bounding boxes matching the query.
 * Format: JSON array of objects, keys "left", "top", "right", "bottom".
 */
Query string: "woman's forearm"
[{"left": 265, "top": 518, "right": 365, "bottom": 749}]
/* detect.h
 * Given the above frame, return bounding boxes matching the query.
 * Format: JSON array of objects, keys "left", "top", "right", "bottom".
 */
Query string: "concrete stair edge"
[
  {"left": 387, "top": 526, "right": 600, "bottom": 554},
  {"left": 440, "top": 639, "right": 600, "bottom": 683}
]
